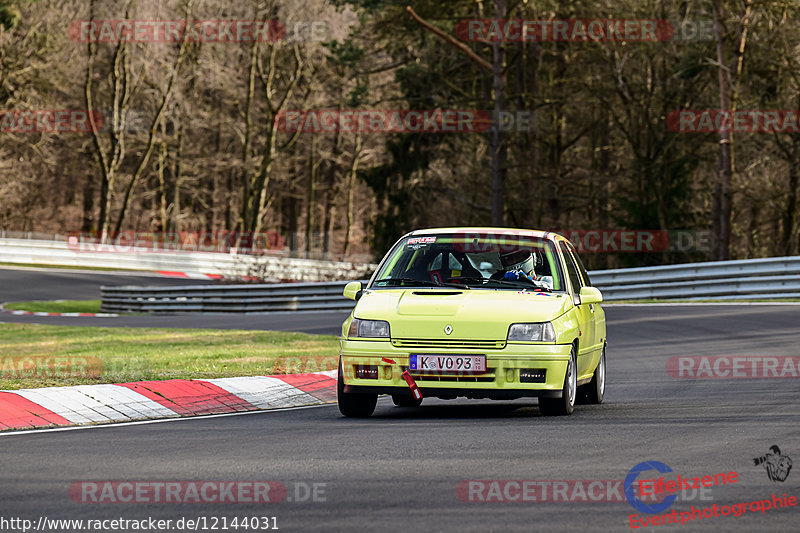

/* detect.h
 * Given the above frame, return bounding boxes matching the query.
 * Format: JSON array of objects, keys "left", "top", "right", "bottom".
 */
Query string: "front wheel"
[
  {"left": 578, "top": 346, "right": 605, "bottom": 404},
  {"left": 539, "top": 348, "right": 576, "bottom": 416},
  {"left": 337, "top": 359, "right": 377, "bottom": 418}
]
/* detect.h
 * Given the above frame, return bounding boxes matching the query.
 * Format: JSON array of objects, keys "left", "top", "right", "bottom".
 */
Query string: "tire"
[
  {"left": 392, "top": 394, "right": 423, "bottom": 408},
  {"left": 337, "top": 358, "right": 377, "bottom": 418},
  {"left": 539, "top": 347, "right": 576, "bottom": 416},
  {"left": 578, "top": 346, "right": 605, "bottom": 404}
]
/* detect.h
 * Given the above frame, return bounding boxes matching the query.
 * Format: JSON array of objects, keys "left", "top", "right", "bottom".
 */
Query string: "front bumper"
[{"left": 340, "top": 339, "right": 572, "bottom": 399}]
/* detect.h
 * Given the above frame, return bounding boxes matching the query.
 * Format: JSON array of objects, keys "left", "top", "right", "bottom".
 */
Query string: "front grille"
[
  {"left": 392, "top": 338, "right": 506, "bottom": 350},
  {"left": 405, "top": 367, "right": 496, "bottom": 383}
]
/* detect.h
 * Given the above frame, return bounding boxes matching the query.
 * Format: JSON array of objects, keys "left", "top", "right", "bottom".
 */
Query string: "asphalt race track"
[
  {"left": 1, "top": 268, "right": 799, "bottom": 531},
  {"left": 0, "top": 310, "right": 350, "bottom": 336},
  {"left": 0, "top": 266, "right": 219, "bottom": 301},
  {"left": 0, "top": 267, "right": 347, "bottom": 334}
]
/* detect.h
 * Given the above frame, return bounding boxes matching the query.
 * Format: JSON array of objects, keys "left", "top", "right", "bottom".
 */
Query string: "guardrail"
[
  {"left": 0, "top": 237, "right": 375, "bottom": 282},
  {"left": 589, "top": 256, "right": 800, "bottom": 300},
  {"left": 101, "top": 281, "right": 362, "bottom": 313},
  {"left": 100, "top": 256, "right": 800, "bottom": 313}
]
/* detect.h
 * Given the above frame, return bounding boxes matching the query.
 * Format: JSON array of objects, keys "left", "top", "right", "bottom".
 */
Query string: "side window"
[
  {"left": 559, "top": 242, "right": 583, "bottom": 293},
  {"left": 567, "top": 244, "right": 592, "bottom": 287},
  {"left": 427, "top": 253, "right": 461, "bottom": 272},
  {"left": 448, "top": 254, "right": 462, "bottom": 270}
]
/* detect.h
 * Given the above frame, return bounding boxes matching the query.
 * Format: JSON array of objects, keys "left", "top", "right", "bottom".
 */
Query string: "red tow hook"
[
  {"left": 381, "top": 357, "right": 423, "bottom": 400},
  {"left": 401, "top": 370, "right": 423, "bottom": 400}
]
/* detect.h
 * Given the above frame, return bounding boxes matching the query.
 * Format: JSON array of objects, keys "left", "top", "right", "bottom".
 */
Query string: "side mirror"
[
  {"left": 343, "top": 281, "right": 364, "bottom": 301},
  {"left": 579, "top": 286, "right": 603, "bottom": 305}
]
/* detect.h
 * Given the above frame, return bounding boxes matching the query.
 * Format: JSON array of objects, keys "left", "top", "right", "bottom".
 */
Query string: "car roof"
[{"left": 405, "top": 227, "right": 564, "bottom": 242}]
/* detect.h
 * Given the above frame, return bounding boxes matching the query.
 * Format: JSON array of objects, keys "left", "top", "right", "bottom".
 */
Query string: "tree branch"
[{"left": 405, "top": 6, "right": 492, "bottom": 73}]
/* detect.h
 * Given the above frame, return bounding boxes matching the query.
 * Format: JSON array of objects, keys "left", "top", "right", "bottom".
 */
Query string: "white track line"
[{"left": 0, "top": 403, "right": 336, "bottom": 437}]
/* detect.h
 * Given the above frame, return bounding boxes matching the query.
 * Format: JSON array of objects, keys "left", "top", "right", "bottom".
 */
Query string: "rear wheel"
[
  {"left": 337, "top": 358, "right": 377, "bottom": 418},
  {"left": 578, "top": 346, "right": 605, "bottom": 404},
  {"left": 539, "top": 348, "right": 576, "bottom": 416},
  {"left": 392, "top": 394, "right": 423, "bottom": 408}
]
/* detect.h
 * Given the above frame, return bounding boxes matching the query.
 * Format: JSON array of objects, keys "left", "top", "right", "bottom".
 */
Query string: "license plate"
[{"left": 409, "top": 354, "right": 486, "bottom": 372}]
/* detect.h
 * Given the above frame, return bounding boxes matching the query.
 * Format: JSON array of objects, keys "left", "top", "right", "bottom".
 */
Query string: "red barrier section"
[
  {"left": 119, "top": 380, "right": 256, "bottom": 416},
  {"left": 276, "top": 373, "right": 337, "bottom": 403},
  {"left": 0, "top": 391, "right": 71, "bottom": 429},
  {"left": 155, "top": 271, "right": 190, "bottom": 278}
]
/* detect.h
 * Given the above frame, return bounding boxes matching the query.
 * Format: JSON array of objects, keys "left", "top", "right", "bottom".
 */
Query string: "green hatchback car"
[{"left": 337, "top": 227, "right": 606, "bottom": 417}]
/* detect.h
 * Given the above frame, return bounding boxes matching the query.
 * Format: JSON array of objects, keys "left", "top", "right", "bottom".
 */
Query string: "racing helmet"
[{"left": 500, "top": 249, "right": 536, "bottom": 275}]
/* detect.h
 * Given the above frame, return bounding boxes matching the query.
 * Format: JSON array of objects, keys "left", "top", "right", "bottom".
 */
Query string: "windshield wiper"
[
  {"left": 453, "top": 276, "right": 552, "bottom": 292},
  {"left": 374, "top": 277, "right": 470, "bottom": 289}
]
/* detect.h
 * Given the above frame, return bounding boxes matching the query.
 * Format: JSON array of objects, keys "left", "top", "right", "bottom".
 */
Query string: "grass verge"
[
  {"left": 0, "top": 323, "right": 340, "bottom": 389},
  {"left": 3, "top": 300, "right": 103, "bottom": 314}
]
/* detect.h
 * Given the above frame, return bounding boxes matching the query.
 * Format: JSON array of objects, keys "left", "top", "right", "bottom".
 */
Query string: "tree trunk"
[
  {"left": 156, "top": 138, "right": 168, "bottom": 232},
  {"left": 711, "top": 0, "right": 733, "bottom": 260},
  {"left": 321, "top": 124, "right": 342, "bottom": 260},
  {"left": 172, "top": 126, "right": 184, "bottom": 233},
  {"left": 342, "top": 133, "right": 362, "bottom": 258},
  {"left": 489, "top": 0, "right": 507, "bottom": 226},
  {"left": 305, "top": 136, "right": 318, "bottom": 258},
  {"left": 81, "top": 173, "right": 95, "bottom": 233},
  {"left": 237, "top": 38, "right": 258, "bottom": 234},
  {"left": 711, "top": 0, "right": 753, "bottom": 260},
  {"left": 783, "top": 139, "right": 799, "bottom": 255},
  {"left": 84, "top": 0, "right": 131, "bottom": 240}
]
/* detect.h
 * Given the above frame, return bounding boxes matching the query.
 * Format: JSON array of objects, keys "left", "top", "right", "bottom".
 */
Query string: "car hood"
[{"left": 353, "top": 288, "right": 571, "bottom": 340}]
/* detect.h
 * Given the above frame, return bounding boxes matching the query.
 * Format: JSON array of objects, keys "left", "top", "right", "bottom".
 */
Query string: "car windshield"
[{"left": 371, "top": 232, "right": 565, "bottom": 291}]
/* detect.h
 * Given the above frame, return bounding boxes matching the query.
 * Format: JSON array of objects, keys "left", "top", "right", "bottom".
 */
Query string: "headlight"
[
  {"left": 507, "top": 322, "right": 555, "bottom": 342},
  {"left": 348, "top": 318, "right": 390, "bottom": 338}
]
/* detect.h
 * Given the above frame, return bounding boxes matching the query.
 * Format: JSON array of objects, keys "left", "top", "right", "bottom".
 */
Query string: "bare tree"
[{"left": 711, "top": 0, "right": 753, "bottom": 260}]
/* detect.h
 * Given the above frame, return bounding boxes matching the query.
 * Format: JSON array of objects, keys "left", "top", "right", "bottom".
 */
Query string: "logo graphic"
[
  {"left": 444, "top": 325, "right": 453, "bottom": 335},
  {"left": 625, "top": 461, "right": 677, "bottom": 514},
  {"left": 753, "top": 445, "right": 792, "bottom": 482}
]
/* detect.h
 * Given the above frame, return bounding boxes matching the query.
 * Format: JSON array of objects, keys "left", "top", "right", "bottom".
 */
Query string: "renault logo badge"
[{"left": 444, "top": 324, "right": 453, "bottom": 335}]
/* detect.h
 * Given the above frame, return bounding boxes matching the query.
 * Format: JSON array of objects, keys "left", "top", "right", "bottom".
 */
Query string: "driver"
[
  {"left": 495, "top": 250, "right": 536, "bottom": 282},
  {"left": 493, "top": 249, "right": 554, "bottom": 290}
]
